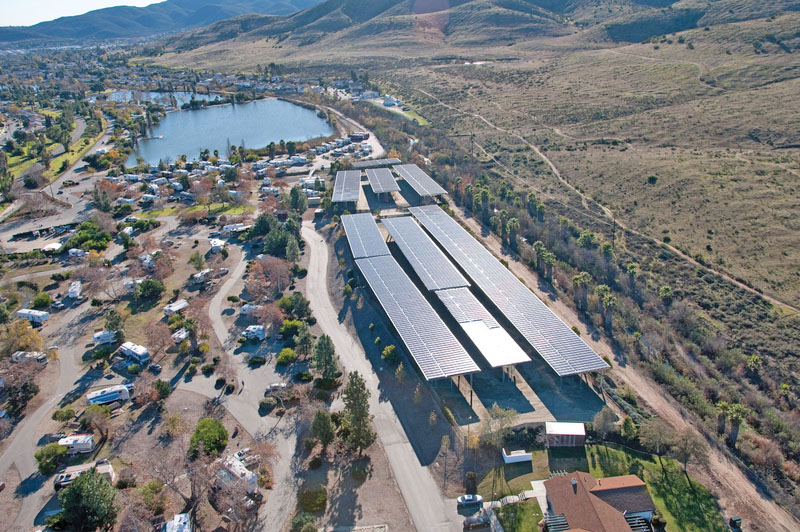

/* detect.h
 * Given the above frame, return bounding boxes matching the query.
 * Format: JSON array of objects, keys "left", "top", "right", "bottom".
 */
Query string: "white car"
[{"left": 235, "top": 448, "right": 250, "bottom": 460}]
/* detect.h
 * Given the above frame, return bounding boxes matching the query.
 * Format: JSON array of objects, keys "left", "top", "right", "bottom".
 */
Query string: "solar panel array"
[
  {"left": 393, "top": 164, "right": 447, "bottom": 197},
  {"left": 356, "top": 255, "right": 479, "bottom": 380},
  {"left": 436, "top": 287, "right": 531, "bottom": 367},
  {"left": 410, "top": 205, "right": 609, "bottom": 376},
  {"left": 366, "top": 168, "right": 400, "bottom": 194},
  {"left": 352, "top": 158, "right": 402, "bottom": 169},
  {"left": 341, "top": 213, "right": 390, "bottom": 259},
  {"left": 332, "top": 170, "right": 362, "bottom": 202},
  {"left": 382, "top": 216, "right": 469, "bottom": 291}
]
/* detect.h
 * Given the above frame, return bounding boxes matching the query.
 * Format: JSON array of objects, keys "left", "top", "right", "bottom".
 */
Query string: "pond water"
[{"left": 126, "top": 98, "right": 333, "bottom": 166}]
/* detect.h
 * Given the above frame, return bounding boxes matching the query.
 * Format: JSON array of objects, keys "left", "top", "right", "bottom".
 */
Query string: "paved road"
[{"left": 302, "top": 222, "right": 461, "bottom": 532}]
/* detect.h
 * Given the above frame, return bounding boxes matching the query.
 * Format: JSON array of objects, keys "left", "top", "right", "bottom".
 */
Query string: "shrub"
[
  {"left": 189, "top": 418, "right": 228, "bottom": 457},
  {"left": 127, "top": 363, "right": 141, "bottom": 374},
  {"left": 299, "top": 486, "right": 327, "bottom": 513},
  {"left": 52, "top": 408, "right": 75, "bottom": 423},
  {"left": 442, "top": 406, "right": 456, "bottom": 426},
  {"left": 259, "top": 397, "right": 278, "bottom": 413},
  {"left": 248, "top": 356, "right": 266, "bottom": 367},
  {"left": 201, "top": 364, "right": 215, "bottom": 375},
  {"left": 277, "top": 348, "right": 297, "bottom": 365},
  {"left": 381, "top": 344, "right": 397, "bottom": 364},
  {"left": 227, "top": 295, "right": 239, "bottom": 303},
  {"left": 309, "top": 456, "right": 322, "bottom": 469},
  {"left": 35, "top": 442, "right": 66, "bottom": 474},
  {"left": 116, "top": 476, "right": 136, "bottom": 489},
  {"left": 32, "top": 292, "right": 52, "bottom": 309},
  {"left": 351, "top": 466, "right": 367, "bottom": 482},
  {"left": 186, "top": 364, "right": 197, "bottom": 377},
  {"left": 152, "top": 380, "right": 171, "bottom": 400},
  {"left": 190, "top": 357, "right": 202, "bottom": 365},
  {"left": 294, "top": 370, "right": 313, "bottom": 382},
  {"left": 215, "top": 377, "right": 226, "bottom": 388},
  {"left": 280, "top": 319, "right": 304, "bottom": 338},
  {"left": 291, "top": 513, "right": 315, "bottom": 532},
  {"left": 224, "top": 383, "right": 234, "bottom": 394}
]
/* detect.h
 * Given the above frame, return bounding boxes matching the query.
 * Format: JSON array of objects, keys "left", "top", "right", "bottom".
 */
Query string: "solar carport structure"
[
  {"left": 332, "top": 170, "right": 362, "bottom": 203},
  {"left": 341, "top": 213, "right": 390, "bottom": 259},
  {"left": 382, "top": 216, "right": 468, "bottom": 291},
  {"left": 356, "top": 255, "right": 479, "bottom": 380},
  {"left": 393, "top": 164, "right": 447, "bottom": 197},
  {"left": 366, "top": 168, "right": 400, "bottom": 194},
  {"left": 410, "top": 205, "right": 609, "bottom": 377}
]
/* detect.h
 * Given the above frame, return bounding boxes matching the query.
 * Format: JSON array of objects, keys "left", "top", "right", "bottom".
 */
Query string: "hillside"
[{"left": 0, "top": 0, "right": 322, "bottom": 43}]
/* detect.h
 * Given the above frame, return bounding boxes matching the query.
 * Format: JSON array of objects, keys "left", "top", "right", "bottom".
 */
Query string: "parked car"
[
  {"left": 51, "top": 301, "right": 65, "bottom": 310},
  {"left": 463, "top": 516, "right": 490, "bottom": 530},
  {"left": 235, "top": 448, "right": 250, "bottom": 460},
  {"left": 264, "top": 382, "right": 287, "bottom": 395},
  {"left": 457, "top": 494, "right": 484, "bottom": 507},
  {"left": 47, "top": 432, "right": 66, "bottom": 442},
  {"left": 148, "top": 363, "right": 162, "bottom": 374}
]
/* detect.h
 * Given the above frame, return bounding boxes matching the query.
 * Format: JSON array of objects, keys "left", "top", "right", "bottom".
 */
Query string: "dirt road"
[{"left": 302, "top": 222, "right": 461, "bottom": 532}]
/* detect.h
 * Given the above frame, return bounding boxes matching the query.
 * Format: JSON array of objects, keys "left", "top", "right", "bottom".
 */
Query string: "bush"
[
  {"left": 52, "top": 408, "right": 75, "bottom": 423},
  {"left": 32, "top": 292, "right": 52, "bottom": 309},
  {"left": 226, "top": 295, "right": 239, "bottom": 303},
  {"left": 186, "top": 364, "right": 197, "bottom": 377},
  {"left": 134, "top": 279, "right": 165, "bottom": 301},
  {"left": 259, "top": 397, "right": 277, "bottom": 413},
  {"left": 277, "top": 347, "right": 297, "bottom": 365},
  {"left": 201, "top": 364, "right": 215, "bottom": 375},
  {"left": 189, "top": 418, "right": 228, "bottom": 457},
  {"left": 280, "top": 319, "right": 303, "bottom": 339},
  {"left": 381, "top": 344, "right": 397, "bottom": 364},
  {"left": 291, "top": 513, "right": 315, "bottom": 532},
  {"left": 248, "top": 356, "right": 266, "bottom": 367},
  {"left": 299, "top": 486, "right": 327, "bottom": 513},
  {"left": 294, "top": 370, "right": 313, "bottom": 382},
  {"left": 116, "top": 476, "right": 136, "bottom": 489},
  {"left": 190, "top": 356, "right": 202, "bottom": 365},
  {"left": 309, "top": 456, "right": 322, "bottom": 469},
  {"left": 224, "top": 383, "right": 234, "bottom": 394},
  {"left": 352, "top": 466, "right": 367, "bottom": 482},
  {"left": 127, "top": 363, "right": 141, "bottom": 374},
  {"left": 92, "top": 344, "right": 115, "bottom": 360},
  {"left": 35, "top": 442, "right": 66, "bottom": 474},
  {"left": 153, "top": 380, "right": 172, "bottom": 399},
  {"left": 215, "top": 377, "right": 226, "bottom": 388}
]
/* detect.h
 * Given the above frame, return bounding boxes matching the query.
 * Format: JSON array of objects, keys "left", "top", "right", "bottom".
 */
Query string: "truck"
[{"left": 87, "top": 384, "right": 131, "bottom": 406}]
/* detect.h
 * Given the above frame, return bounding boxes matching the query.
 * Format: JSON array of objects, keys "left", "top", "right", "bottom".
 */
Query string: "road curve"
[{"left": 302, "top": 222, "right": 460, "bottom": 532}]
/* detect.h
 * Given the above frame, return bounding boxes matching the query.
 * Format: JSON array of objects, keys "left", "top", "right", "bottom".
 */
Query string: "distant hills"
[{"left": 0, "top": 0, "right": 323, "bottom": 43}]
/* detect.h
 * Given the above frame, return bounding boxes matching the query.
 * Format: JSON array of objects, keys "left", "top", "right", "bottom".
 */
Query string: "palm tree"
[
  {"left": 526, "top": 192, "right": 537, "bottom": 216},
  {"left": 543, "top": 251, "right": 556, "bottom": 281},
  {"left": 533, "top": 241, "right": 546, "bottom": 274},
  {"left": 716, "top": 401, "right": 730, "bottom": 435},
  {"left": 572, "top": 272, "right": 592, "bottom": 311},
  {"left": 627, "top": 262, "right": 638, "bottom": 291},
  {"left": 728, "top": 403, "right": 747, "bottom": 447},
  {"left": 506, "top": 217, "right": 520, "bottom": 247},
  {"left": 594, "top": 284, "right": 611, "bottom": 315},
  {"left": 602, "top": 294, "right": 616, "bottom": 333}
]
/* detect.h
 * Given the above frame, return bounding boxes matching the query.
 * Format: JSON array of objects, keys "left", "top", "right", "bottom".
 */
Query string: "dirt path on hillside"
[
  {"left": 449, "top": 204, "right": 799, "bottom": 531},
  {"left": 415, "top": 88, "right": 800, "bottom": 315}
]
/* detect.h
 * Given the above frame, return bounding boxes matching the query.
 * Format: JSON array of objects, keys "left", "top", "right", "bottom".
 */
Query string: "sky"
[{"left": 2, "top": 1, "right": 159, "bottom": 27}]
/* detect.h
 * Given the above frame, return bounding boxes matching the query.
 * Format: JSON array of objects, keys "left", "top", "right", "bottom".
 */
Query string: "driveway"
[{"left": 302, "top": 222, "right": 461, "bottom": 532}]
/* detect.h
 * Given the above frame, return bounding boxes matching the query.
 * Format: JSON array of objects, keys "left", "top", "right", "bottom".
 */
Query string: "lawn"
[
  {"left": 186, "top": 203, "right": 255, "bottom": 215},
  {"left": 405, "top": 108, "right": 429, "bottom": 126},
  {"left": 496, "top": 499, "right": 542, "bottom": 532},
  {"left": 477, "top": 444, "right": 726, "bottom": 532}
]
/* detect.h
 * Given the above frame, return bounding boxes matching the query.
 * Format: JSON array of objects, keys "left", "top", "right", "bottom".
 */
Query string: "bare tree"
[{"left": 146, "top": 322, "right": 173, "bottom": 361}]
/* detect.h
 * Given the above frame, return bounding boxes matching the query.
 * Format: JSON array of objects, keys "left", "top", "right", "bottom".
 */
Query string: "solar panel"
[
  {"left": 332, "top": 170, "right": 362, "bottom": 202},
  {"left": 366, "top": 168, "right": 400, "bottom": 194},
  {"left": 393, "top": 164, "right": 447, "bottom": 197},
  {"left": 436, "top": 287, "right": 530, "bottom": 367},
  {"left": 410, "top": 205, "right": 609, "bottom": 376},
  {"left": 352, "top": 158, "right": 402, "bottom": 169},
  {"left": 382, "top": 216, "right": 469, "bottom": 291},
  {"left": 356, "top": 255, "right": 479, "bottom": 380},
  {"left": 341, "top": 213, "right": 390, "bottom": 259}
]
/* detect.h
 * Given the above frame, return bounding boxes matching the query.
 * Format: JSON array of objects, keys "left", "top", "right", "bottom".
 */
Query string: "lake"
[{"left": 126, "top": 99, "right": 334, "bottom": 166}]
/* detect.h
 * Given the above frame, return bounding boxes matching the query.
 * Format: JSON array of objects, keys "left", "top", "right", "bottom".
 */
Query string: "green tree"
[
  {"left": 32, "top": 292, "right": 52, "bottom": 309},
  {"left": 153, "top": 379, "right": 172, "bottom": 400},
  {"left": 293, "top": 323, "right": 314, "bottom": 359},
  {"left": 58, "top": 468, "right": 119, "bottom": 531},
  {"left": 728, "top": 403, "right": 747, "bottom": 447},
  {"left": 505, "top": 217, "right": 520, "bottom": 246},
  {"left": 104, "top": 309, "right": 124, "bottom": 336},
  {"left": 343, "top": 371, "right": 375, "bottom": 453},
  {"left": 311, "top": 409, "right": 335, "bottom": 449},
  {"left": 592, "top": 407, "right": 617, "bottom": 440},
  {"left": 188, "top": 251, "right": 204, "bottom": 271},
  {"left": 134, "top": 279, "right": 165, "bottom": 300},
  {"left": 189, "top": 418, "right": 228, "bottom": 457},
  {"left": 572, "top": 271, "right": 592, "bottom": 311},
  {"left": 285, "top": 236, "right": 300, "bottom": 264},
  {"left": 716, "top": 401, "right": 730, "bottom": 435},
  {"left": 289, "top": 185, "right": 308, "bottom": 212},
  {"left": 621, "top": 416, "right": 637, "bottom": 439},
  {"left": 312, "top": 334, "right": 338, "bottom": 381},
  {"left": 34, "top": 442, "right": 67, "bottom": 474}
]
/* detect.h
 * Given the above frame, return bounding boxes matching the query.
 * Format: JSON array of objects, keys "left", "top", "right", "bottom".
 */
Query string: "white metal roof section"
[
  {"left": 366, "top": 168, "right": 400, "bottom": 194},
  {"left": 332, "top": 170, "right": 362, "bottom": 202},
  {"left": 382, "top": 216, "right": 469, "bottom": 291},
  {"left": 545, "top": 421, "right": 586, "bottom": 436},
  {"left": 341, "top": 213, "right": 390, "bottom": 259},
  {"left": 393, "top": 164, "right": 447, "bottom": 197},
  {"left": 355, "top": 255, "right": 479, "bottom": 380},
  {"left": 436, "top": 287, "right": 530, "bottom": 367},
  {"left": 352, "top": 157, "right": 402, "bottom": 169},
  {"left": 410, "top": 205, "right": 609, "bottom": 377}
]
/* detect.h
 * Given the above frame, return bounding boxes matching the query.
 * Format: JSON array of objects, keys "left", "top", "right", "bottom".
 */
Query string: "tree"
[
  {"left": 289, "top": 185, "right": 308, "bottom": 212},
  {"left": 479, "top": 403, "right": 517, "bottom": 448},
  {"left": 716, "top": 401, "right": 730, "bottom": 435},
  {"left": 285, "top": 236, "right": 300, "bottom": 264},
  {"left": 145, "top": 322, "right": 172, "bottom": 360},
  {"left": 84, "top": 404, "right": 111, "bottom": 439},
  {"left": 162, "top": 413, "right": 186, "bottom": 439},
  {"left": 592, "top": 407, "right": 617, "bottom": 440},
  {"left": 728, "top": 403, "right": 747, "bottom": 447},
  {"left": 312, "top": 334, "right": 338, "bottom": 381},
  {"left": 188, "top": 251, "right": 204, "bottom": 271},
  {"left": 59, "top": 468, "right": 119, "bottom": 531},
  {"left": 152, "top": 380, "right": 172, "bottom": 400},
  {"left": 293, "top": 323, "right": 314, "bottom": 359},
  {"left": 342, "top": 371, "right": 375, "bottom": 453},
  {"left": 572, "top": 271, "right": 592, "bottom": 311},
  {"left": 189, "top": 418, "right": 228, "bottom": 457},
  {"left": 52, "top": 407, "right": 75, "bottom": 424},
  {"left": 35, "top": 442, "right": 67, "bottom": 474},
  {"left": 104, "top": 309, "right": 125, "bottom": 339},
  {"left": 638, "top": 417, "right": 674, "bottom": 460},
  {"left": 311, "top": 409, "right": 335, "bottom": 449},
  {"left": 627, "top": 263, "right": 638, "bottom": 292},
  {"left": 671, "top": 429, "right": 708, "bottom": 472},
  {"left": 1, "top": 319, "right": 43, "bottom": 356},
  {"left": 134, "top": 279, "right": 165, "bottom": 300},
  {"left": 32, "top": 292, "right": 52, "bottom": 309},
  {"left": 621, "top": 416, "right": 637, "bottom": 439}
]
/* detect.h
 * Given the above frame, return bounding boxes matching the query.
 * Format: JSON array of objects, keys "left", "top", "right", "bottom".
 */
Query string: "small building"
[
  {"left": 209, "top": 238, "right": 226, "bottom": 253},
  {"left": 16, "top": 308, "right": 49, "bottom": 324},
  {"left": 163, "top": 299, "right": 189, "bottom": 317},
  {"left": 240, "top": 304, "right": 262, "bottom": 316},
  {"left": 58, "top": 433, "right": 95, "bottom": 454},
  {"left": 87, "top": 384, "right": 131, "bottom": 406},
  {"left": 93, "top": 330, "right": 117, "bottom": 345},
  {"left": 172, "top": 327, "right": 189, "bottom": 344},
  {"left": 11, "top": 351, "right": 47, "bottom": 364},
  {"left": 68, "top": 280, "right": 82, "bottom": 299},
  {"left": 120, "top": 341, "right": 150, "bottom": 365},
  {"left": 243, "top": 325, "right": 266, "bottom": 341},
  {"left": 545, "top": 421, "right": 586, "bottom": 448},
  {"left": 54, "top": 460, "right": 116, "bottom": 491},
  {"left": 161, "top": 513, "right": 191, "bottom": 532}
]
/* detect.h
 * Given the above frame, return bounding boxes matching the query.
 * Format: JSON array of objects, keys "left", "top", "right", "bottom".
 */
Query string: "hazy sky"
[{"left": 2, "top": 1, "right": 159, "bottom": 26}]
